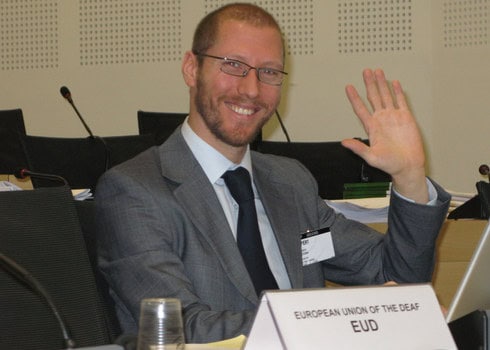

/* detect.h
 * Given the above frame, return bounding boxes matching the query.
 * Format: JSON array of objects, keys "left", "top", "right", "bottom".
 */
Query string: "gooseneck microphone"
[
  {"left": 59, "top": 85, "right": 110, "bottom": 171},
  {"left": 275, "top": 109, "right": 291, "bottom": 142},
  {"left": 14, "top": 168, "right": 68, "bottom": 186},
  {"left": 479, "top": 164, "right": 490, "bottom": 181},
  {"left": 60, "top": 86, "right": 95, "bottom": 138},
  {"left": 0, "top": 253, "right": 76, "bottom": 349}
]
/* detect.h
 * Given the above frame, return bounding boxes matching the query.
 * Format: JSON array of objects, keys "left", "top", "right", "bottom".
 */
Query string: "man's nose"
[{"left": 237, "top": 68, "right": 260, "bottom": 98}]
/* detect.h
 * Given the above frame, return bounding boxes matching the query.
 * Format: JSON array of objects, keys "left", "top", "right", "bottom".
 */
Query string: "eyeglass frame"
[{"left": 193, "top": 51, "right": 288, "bottom": 86}]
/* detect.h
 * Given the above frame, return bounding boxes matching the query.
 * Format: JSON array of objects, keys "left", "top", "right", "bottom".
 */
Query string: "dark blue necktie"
[{"left": 222, "top": 167, "right": 278, "bottom": 296}]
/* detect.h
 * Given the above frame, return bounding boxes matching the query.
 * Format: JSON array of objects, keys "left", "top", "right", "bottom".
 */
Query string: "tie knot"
[{"left": 222, "top": 167, "right": 254, "bottom": 204}]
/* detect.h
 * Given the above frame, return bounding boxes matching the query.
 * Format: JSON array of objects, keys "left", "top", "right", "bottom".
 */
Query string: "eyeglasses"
[{"left": 194, "top": 52, "right": 287, "bottom": 86}]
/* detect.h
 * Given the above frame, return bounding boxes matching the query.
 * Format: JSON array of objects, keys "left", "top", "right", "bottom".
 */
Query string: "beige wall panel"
[{"left": 1, "top": 0, "right": 488, "bottom": 192}]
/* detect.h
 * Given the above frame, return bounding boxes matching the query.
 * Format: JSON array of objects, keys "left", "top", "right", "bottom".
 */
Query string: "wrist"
[{"left": 391, "top": 168, "right": 429, "bottom": 204}]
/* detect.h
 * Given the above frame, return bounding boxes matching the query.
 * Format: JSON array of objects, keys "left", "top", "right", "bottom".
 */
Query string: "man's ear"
[{"left": 182, "top": 51, "right": 198, "bottom": 87}]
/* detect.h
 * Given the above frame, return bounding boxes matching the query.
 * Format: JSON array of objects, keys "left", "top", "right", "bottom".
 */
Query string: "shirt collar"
[{"left": 181, "top": 118, "right": 253, "bottom": 184}]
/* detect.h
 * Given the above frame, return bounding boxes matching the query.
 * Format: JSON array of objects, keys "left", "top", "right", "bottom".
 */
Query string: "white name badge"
[
  {"left": 301, "top": 227, "right": 335, "bottom": 266},
  {"left": 243, "top": 284, "right": 456, "bottom": 350}
]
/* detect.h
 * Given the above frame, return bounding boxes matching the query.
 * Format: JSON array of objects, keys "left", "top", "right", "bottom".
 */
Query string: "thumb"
[{"left": 341, "top": 138, "right": 370, "bottom": 159}]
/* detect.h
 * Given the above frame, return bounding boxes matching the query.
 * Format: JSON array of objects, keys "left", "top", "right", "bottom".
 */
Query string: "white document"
[
  {"left": 325, "top": 197, "right": 389, "bottom": 223},
  {"left": 244, "top": 284, "right": 456, "bottom": 350},
  {"left": 0, "top": 181, "right": 22, "bottom": 191},
  {"left": 72, "top": 188, "right": 93, "bottom": 201}
]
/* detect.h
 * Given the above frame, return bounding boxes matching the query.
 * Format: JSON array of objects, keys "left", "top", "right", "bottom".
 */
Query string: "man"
[{"left": 95, "top": 3, "right": 450, "bottom": 343}]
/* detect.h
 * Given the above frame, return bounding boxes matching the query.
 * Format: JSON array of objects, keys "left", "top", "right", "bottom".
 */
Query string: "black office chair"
[
  {"left": 21, "top": 134, "right": 154, "bottom": 190},
  {"left": 0, "top": 108, "right": 28, "bottom": 173},
  {"left": 137, "top": 110, "right": 187, "bottom": 145},
  {"left": 0, "top": 127, "right": 29, "bottom": 174},
  {"left": 0, "top": 108, "right": 26, "bottom": 134},
  {"left": 21, "top": 135, "right": 104, "bottom": 189},
  {"left": 255, "top": 140, "right": 390, "bottom": 199},
  {"left": 0, "top": 186, "right": 114, "bottom": 349},
  {"left": 102, "top": 134, "right": 155, "bottom": 169}
]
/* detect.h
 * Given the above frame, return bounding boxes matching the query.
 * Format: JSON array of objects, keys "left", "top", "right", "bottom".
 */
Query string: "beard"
[{"left": 194, "top": 74, "right": 275, "bottom": 147}]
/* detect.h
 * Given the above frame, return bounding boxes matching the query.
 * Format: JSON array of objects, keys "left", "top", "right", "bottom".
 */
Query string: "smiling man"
[
  {"left": 95, "top": 3, "right": 450, "bottom": 344},
  {"left": 184, "top": 7, "right": 284, "bottom": 160}
]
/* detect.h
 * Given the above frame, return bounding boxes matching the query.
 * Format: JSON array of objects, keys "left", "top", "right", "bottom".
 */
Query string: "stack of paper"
[
  {"left": 0, "top": 181, "right": 93, "bottom": 201},
  {"left": 342, "top": 181, "right": 391, "bottom": 199},
  {"left": 0, "top": 181, "right": 22, "bottom": 191},
  {"left": 72, "top": 188, "right": 93, "bottom": 201},
  {"left": 325, "top": 196, "right": 389, "bottom": 223}
]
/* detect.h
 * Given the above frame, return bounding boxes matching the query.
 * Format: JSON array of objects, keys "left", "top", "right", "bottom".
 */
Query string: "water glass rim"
[{"left": 141, "top": 297, "right": 181, "bottom": 303}]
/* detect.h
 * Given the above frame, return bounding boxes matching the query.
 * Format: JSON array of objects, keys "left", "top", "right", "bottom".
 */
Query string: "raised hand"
[{"left": 342, "top": 69, "right": 429, "bottom": 203}]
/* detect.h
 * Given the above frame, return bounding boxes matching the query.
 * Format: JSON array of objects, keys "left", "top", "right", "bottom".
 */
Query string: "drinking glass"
[{"left": 137, "top": 298, "right": 185, "bottom": 350}]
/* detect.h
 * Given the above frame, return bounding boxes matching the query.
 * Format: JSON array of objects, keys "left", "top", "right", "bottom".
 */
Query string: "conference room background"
[{"left": 1, "top": 0, "right": 489, "bottom": 193}]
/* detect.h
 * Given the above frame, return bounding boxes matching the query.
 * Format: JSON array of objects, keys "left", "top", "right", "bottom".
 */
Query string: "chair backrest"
[
  {"left": 104, "top": 134, "right": 154, "bottom": 167},
  {"left": 137, "top": 110, "right": 187, "bottom": 145},
  {"left": 255, "top": 140, "right": 390, "bottom": 199},
  {"left": 0, "top": 127, "right": 29, "bottom": 174},
  {"left": 22, "top": 135, "right": 104, "bottom": 189},
  {"left": 0, "top": 108, "right": 26, "bottom": 135},
  {"left": 0, "top": 186, "right": 113, "bottom": 349},
  {"left": 0, "top": 109, "right": 28, "bottom": 173},
  {"left": 21, "top": 134, "right": 154, "bottom": 190}
]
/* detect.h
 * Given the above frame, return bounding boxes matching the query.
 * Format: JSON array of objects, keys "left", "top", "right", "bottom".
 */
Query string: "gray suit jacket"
[{"left": 95, "top": 128, "right": 450, "bottom": 343}]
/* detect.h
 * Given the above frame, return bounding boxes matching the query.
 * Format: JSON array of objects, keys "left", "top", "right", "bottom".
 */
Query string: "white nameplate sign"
[{"left": 243, "top": 284, "right": 456, "bottom": 350}]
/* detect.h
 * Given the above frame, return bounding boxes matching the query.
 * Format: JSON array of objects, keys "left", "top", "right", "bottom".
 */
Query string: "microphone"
[
  {"left": 0, "top": 253, "right": 76, "bottom": 349},
  {"left": 59, "top": 86, "right": 110, "bottom": 170},
  {"left": 14, "top": 168, "right": 68, "bottom": 186},
  {"left": 275, "top": 109, "right": 291, "bottom": 142},
  {"left": 60, "top": 86, "right": 95, "bottom": 138},
  {"left": 479, "top": 164, "right": 490, "bottom": 181}
]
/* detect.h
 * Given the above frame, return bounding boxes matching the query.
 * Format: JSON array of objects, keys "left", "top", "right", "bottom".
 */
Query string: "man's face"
[{"left": 190, "top": 20, "right": 284, "bottom": 148}]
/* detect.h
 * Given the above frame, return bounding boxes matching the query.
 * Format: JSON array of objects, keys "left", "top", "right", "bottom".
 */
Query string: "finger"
[
  {"left": 345, "top": 84, "right": 371, "bottom": 125},
  {"left": 392, "top": 80, "right": 408, "bottom": 110},
  {"left": 363, "top": 69, "right": 383, "bottom": 111},
  {"left": 374, "top": 69, "right": 394, "bottom": 109},
  {"left": 440, "top": 304, "right": 448, "bottom": 317},
  {"left": 383, "top": 281, "right": 398, "bottom": 286}
]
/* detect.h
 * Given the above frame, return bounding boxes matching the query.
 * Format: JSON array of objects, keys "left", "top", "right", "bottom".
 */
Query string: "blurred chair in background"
[
  {"left": 255, "top": 140, "right": 390, "bottom": 199},
  {"left": 21, "top": 134, "right": 154, "bottom": 190},
  {"left": 21, "top": 135, "right": 103, "bottom": 189},
  {"left": 0, "top": 108, "right": 28, "bottom": 173},
  {"left": 0, "top": 186, "right": 115, "bottom": 350},
  {"left": 0, "top": 108, "right": 26, "bottom": 134},
  {"left": 104, "top": 134, "right": 155, "bottom": 167},
  {"left": 137, "top": 110, "right": 187, "bottom": 145}
]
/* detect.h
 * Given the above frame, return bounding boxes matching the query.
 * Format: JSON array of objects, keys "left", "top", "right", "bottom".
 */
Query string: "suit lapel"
[
  {"left": 252, "top": 155, "right": 304, "bottom": 289},
  {"left": 158, "top": 131, "right": 259, "bottom": 304}
]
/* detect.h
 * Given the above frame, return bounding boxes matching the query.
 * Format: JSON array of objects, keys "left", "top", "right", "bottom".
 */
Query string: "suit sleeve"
[
  {"left": 319, "top": 178, "right": 451, "bottom": 285},
  {"left": 95, "top": 168, "right": 255, "bottom": 343}
]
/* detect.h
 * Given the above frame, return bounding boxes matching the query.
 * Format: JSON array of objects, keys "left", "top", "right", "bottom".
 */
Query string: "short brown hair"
[{"left": 191, "top": 3, "right": 283, "bottom": 60}]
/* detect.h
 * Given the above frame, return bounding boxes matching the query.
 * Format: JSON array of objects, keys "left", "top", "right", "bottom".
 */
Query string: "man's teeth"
[{"left": 230, "top": 105, "right": 254, "bottom": 115}]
